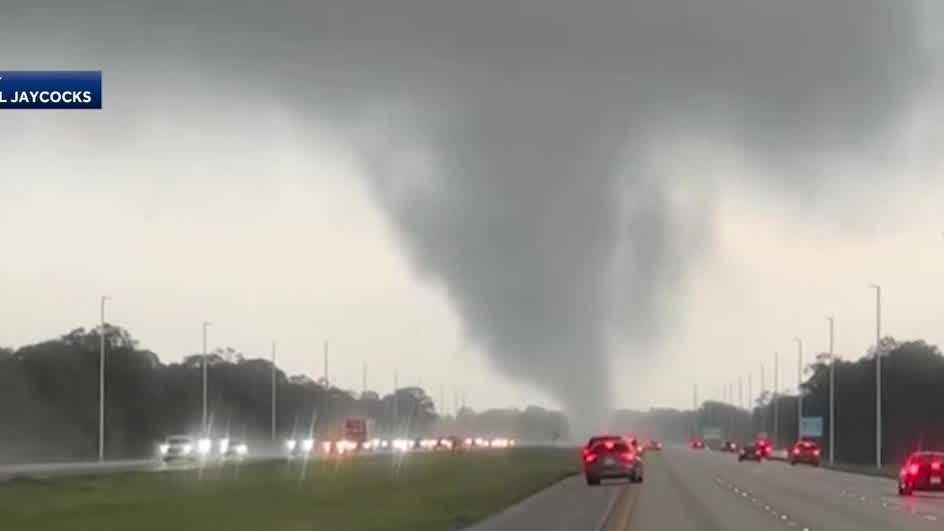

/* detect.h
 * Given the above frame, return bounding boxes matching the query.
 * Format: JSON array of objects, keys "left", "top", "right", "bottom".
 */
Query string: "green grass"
[{"left": 0, "top": 448, "right": 579, "bottom": 531}]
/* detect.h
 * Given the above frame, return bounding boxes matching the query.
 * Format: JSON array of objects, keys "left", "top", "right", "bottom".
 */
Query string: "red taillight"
[
  {"left": 909, "top": 464, "right": 920, "bottom": 476},
  {"left": 755, "top": 450, "right": 761, "bottom": 456},
  {"left": 620, "top": 452, "right": 635, "bottom": 462},
  {"left": 932, "top": 461, "right": 942, "bottom": 472},
  {"left": 813, "top": 449, "right": 820, "bottom": 457},
  {"left": 584, "top": 452, "right": 598, "bottom": 464},
  {"left": 604, "top": 441, "right": 614, "bottom": 450},
  {"left": 793, "top": 449, "right": 801, "bottom": 455}
]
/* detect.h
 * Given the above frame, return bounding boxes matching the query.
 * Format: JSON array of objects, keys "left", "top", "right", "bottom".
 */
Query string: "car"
[
  {"left": 789, "top": 440, "right": 821, "bottom": 466},
  {"left": 284, "top": 437, "right": 316, "bottom": 458},
  {"left": 645, "top": 440, "right": 663, "bottom": 451},
  {"left": 220, "top": 438, "right": 249, "bottom": 459},
  {"left": 754, "top": 438, "right": 773, "bottom": 458},
  {"left": 898, "top": 451, "right": 944, "bottom": 496},
  {"left": 159, "top": 434, "right": 213, "bottom": 462},
  {"left": 583, "top": 435, "right": 644, "bottom": 486},
  {"left": 721, "top": 440, "right": 738, "bottom": 453},
  {"left": 738, "top": 444, "right": 764, "bottom": 462},
  {"left": 690, "top": 437, "right": 705, "bottom": 450}
]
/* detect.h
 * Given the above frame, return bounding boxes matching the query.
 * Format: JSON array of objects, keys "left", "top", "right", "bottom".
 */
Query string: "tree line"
[
  {"left": 0, "top": 325, "right": 570, "bottom": 464},
  {"left": 610, "top": 337, "right": 944, "bottom": 466}
]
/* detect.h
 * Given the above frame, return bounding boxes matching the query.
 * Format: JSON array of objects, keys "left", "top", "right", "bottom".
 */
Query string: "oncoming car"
[
  {"left": 220, "top": 438, "right": 249, "bottom": 459},
  {"left": 159, "top": 435, "right": 213, "bottom": 462},
  {"left": 898, "top": 451, "right": 944, "bottom": 496},
  {"left": 582, "top": 435, "right": 644, "bottom": 486},
  {"left": 285, "top": 438, "right": 316, "bottom": 458}
]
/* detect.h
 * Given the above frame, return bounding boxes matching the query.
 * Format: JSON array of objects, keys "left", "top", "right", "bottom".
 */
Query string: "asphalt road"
[
  {"left": 468, "top": 447, "right": 944, "bottom": 531},
  {"left": 624, "top": 447, "right": 944, "bottom": 531}
]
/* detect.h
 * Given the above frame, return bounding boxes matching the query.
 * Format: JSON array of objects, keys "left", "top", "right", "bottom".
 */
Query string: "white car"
[
  {"left": 159, "top": 435, "right": 213, "bottom": 462},
  {"left": 285, "top": 438, "right": 316, "bottom": 458},
  {"left": 220, "top": 438, "right": 249, "bottom": 460}
]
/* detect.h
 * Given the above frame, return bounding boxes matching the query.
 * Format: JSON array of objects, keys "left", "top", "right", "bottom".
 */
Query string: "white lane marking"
[{"left": 925, "top": 515, "right": 938, "bottom": 521}]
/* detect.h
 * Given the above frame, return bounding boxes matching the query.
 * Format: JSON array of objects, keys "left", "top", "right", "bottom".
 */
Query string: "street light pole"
[
  {"left": 98, "top": 295, "right": 110, "bottom": 462},
  {"left": 871, "top": 284, "right": 882, "bottom": 468},
  {"left": 828, "top": 316, "right": 836, "bottom": 465},
  {"left": 202, "top": 321, "right": 210, "bottom": 436},
  {"left": 271, "top": 340, "right": 277, "bottom": 441},
  {"left": 773, "top": 352, "right": 780, "bottom": 448},
  {"left": 794, "top": 337, "right": 804, "bottom": 441}
]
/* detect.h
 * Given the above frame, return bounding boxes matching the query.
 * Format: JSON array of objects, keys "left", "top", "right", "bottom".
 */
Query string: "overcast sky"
[{"left": 2, "top": 1, "right": 944, "bottom": 425}]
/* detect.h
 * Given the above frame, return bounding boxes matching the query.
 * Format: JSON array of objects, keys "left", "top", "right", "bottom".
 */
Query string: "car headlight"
[
  {"left": 197, "top": 438, "right": 212, "bottom": 455},
  {"left": 236, "top": 444, "right": 248, "bottom": 455},
  {"left": 302, "top": 439, "right": 315, "bottom": 452},
  {"left": 181, "top": 444, "right": 193, "bottom": 455},
  {"left": 218, "top": 438, "right": 230, "bottom": 453},
  {"left": 285, "top": 440, "right": 297, "bottom": 451},
  {"left": 159, "top": 444, "right": 170, "bottom": 454}
]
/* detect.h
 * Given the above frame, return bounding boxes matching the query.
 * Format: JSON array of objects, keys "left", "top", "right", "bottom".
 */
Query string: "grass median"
[{"left": 0, "top": 448, "right": 579, "bottom": 531}]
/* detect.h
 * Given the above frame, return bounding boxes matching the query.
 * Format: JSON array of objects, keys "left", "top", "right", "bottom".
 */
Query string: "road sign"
[{"left": 800, "top": 417, "right": 823, "bottom": 437}]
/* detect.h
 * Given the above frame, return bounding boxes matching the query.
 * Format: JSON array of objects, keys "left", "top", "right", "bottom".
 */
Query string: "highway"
[{"left": 471, "top": 447, "right": 944, "bottom": 531}]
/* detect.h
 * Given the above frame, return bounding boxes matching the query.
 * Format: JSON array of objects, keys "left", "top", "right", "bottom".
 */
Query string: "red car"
[
  {"left": 582, "top": 435, "right": 644, "bottom": 486},
  {"left": 789, "top": 440, "right": 821, "bottom": 466},
  {"left": 755, "top": 439, "right": 772, "bottom": 458},
  {"left": 899, "top": 451, "right": 944, "bottom": 496},
  {"left": 690, "top": 437, "right": 705, "bottom": 450}
]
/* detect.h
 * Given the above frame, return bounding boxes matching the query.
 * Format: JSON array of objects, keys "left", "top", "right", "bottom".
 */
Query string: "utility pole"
[
  {"left": 323, "top": 340, "right": 329, "bottom": 387},
  {"left": 393, "top": 370, "right": 399, "bottom": 436},
  {"left": 828, "top": 316, "right": 836, "bottom": 465},
  {"left": 871, "top": 284, "right": 883, "bottom": 468},
  {"left": 98, "top": 295, "right": 110, "bottom": 462},
  {"left": 738, "top": 377, "right": 743, "bottom": 409},
  {"left": 773, "top": 352, "right": 780, "bottom": 448},
  {"left": 760, "top": 361, "right": 766, "bottom": 434},
  {"left": 362, "top": 362, "right": 368, "bottom": 394},
  {"left": 795, "top": 337, "right": 804, "bottom": 441},
  {"left": 202, "top": 321, "right": 211, "bottom": 436},
  {"left": 271, "top": 340, "right": 277, "bottom": 441}
]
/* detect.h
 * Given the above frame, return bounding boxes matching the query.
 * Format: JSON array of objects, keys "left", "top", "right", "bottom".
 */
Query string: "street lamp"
[
  {"left": 98, "top": 295, "right": 110, "bottom": 462},
  {"left": 794, "top": 337, "right": 804, "bottom": 441},
  {"left": 828, "top": 316, "right": 836, "bottom": 465},
  {"left": 271, "top": 340, "right": 277, "bottom": 441},
  {"left": 202, "top": 321, "right": 211, "bottom": 436},
  {"left": 870, "top": 284, "right": 882, "bottom": 468}
]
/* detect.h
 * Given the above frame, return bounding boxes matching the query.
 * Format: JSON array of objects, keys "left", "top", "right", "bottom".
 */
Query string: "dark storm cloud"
[{"left": 2, "top": 1, "right": 932, "bottom": 428}]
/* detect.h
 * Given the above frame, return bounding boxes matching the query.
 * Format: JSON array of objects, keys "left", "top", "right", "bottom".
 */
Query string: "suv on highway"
[
  {"left": 721, "top": 440, "right": 738, "bottom": 453},
  {"left": 789, "top": 440, "right": 821, "bottom": 467},
  {"left": 899, "top": 451, "right": 944, "bottom": 496},
  {"left": 583, "top": 436, "right": 644, "bottom": 486},
  {"left": 159, "top": 435, "right": 212, "bottom": 462}
]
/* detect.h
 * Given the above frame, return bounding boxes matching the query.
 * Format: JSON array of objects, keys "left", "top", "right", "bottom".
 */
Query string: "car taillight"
[
  {"left": 909, "top": 464, "right": 920, "bottom": 476},
  {"left": 813, "top": 449, "right": 820, "bottom": 456},
  {"left": 620, "top": 452, "right": 635, "bottom": 462},
  {"left": 755, "top": 450, "right": 761, "bottom": 456},
  {"left": 933, "top": 461, "right": 942, "bottom": 472},
  {"left": 794, "top": 449, "right": 801, "bottom": 455},
  {"left": 604, "top": 441, "right": 614, "bottom": 450},
  {"left": 584, "top": 452, "right": 598, "bottom": 464}
]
